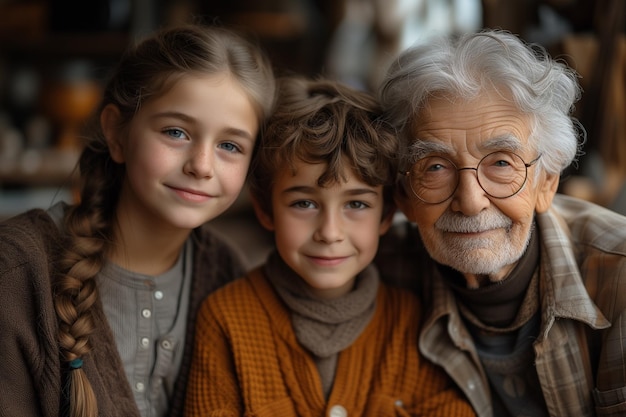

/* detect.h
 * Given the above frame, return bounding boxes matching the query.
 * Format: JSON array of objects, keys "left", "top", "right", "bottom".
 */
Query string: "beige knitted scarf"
[{"left": 263, "top": 251, "right": 379, "bottom": 397}]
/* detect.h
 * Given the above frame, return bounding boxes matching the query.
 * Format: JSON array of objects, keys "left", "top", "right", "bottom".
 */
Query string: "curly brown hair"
[{"left": 248, "top": 76, "right": 398, "bottom": 218}]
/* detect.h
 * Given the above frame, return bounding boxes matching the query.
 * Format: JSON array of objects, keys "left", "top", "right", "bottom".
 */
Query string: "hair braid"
[{"left": 55, "top": 143, "right": 120, "bottom": 417}]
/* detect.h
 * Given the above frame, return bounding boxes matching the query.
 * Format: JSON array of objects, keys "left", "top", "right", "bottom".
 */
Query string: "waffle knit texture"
[{"left": 185, "top": 266, "right": 476, "bottom": 417}]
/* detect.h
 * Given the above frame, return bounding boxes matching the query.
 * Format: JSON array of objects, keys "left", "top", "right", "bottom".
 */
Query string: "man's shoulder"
[
  {"left": 548, "top": 194, "right": 626, "bottom": 253},
  {"left": 544, "top": 195, "right": 626, "bottom": 322},
  {"left": 552, "top": 193, "right": 626, "bottom": 222}
]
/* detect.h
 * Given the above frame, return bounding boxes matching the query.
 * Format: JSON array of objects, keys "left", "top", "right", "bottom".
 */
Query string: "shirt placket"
[{"left": 134, "top": 280, "right": 155, "bottom": 412}]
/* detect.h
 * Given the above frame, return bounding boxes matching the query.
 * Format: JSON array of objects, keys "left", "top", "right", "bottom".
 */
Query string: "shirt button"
[
  {"left": 135, "top": 382, "right": 145, "bottom": 392},
  {"left": 394, "top": 399, "right": 404, "bottom": 407},
  {"left": 329, "top": 404, "right": 347, "bottom": 417},
  {"left": 154, "top": 290, "right": 164, "bottom": 300},
  {"left": 161, "top": 339, "right": 173, "bottom": 350},
  {"left": 468, "top": 381, "right": 476, "bottom": 390},
  {"left": 141, "top": 308, "right": 151, "bottom": 318},
  {"left": 140, "top": 337, "right": 150, "bottom": 348}
]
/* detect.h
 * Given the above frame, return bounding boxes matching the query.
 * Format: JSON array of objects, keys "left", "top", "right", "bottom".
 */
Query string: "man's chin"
[{"left": 429, "top": 249, "right": 511, "bottom": 277}]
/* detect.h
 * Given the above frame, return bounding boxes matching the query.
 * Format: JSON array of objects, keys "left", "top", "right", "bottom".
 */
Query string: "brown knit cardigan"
[
  {"left": 0, "top": 208, "right": 244, "bottom": 417},
  {"left": 185, "top": 267, "right": 476, "bottom": 417}
]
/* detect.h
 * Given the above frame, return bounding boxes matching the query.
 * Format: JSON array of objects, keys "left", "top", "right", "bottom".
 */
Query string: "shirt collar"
[
  {"left": 536, "top": 206, "right": 610, "bottom": 331},
  {"left": 424, "top": 208, "right": 610, "bottom": 337}
]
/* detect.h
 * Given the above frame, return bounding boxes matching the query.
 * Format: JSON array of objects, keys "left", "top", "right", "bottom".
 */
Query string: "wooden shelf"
[{"left": 0, "top": 148, "right": 79, "bottom": 187}]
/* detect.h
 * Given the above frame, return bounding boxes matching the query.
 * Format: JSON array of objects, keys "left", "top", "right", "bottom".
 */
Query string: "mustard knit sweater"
[{"left": 185, "top": 267, "right": 475, "bottom": 417}]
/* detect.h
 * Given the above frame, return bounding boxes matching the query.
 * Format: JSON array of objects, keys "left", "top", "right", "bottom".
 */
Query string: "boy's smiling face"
[{"left": 254, "top": 159, "right": 393, "bottom": 299}]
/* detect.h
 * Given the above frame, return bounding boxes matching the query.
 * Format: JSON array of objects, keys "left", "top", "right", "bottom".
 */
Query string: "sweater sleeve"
[
  {"left": 409, "top": 358, "right": 477, "bottom": 417},
  {"left": 184, "top": 271, "right": 301, "bottom": 417},
  {"left": 185, "top": 289, "right": 244, "bottom": 416},
  {"left": 370, "top": 284, "right": 476, "bottom": 417},
  {"left": 0, "top": 211, "right": 63, "bottom": 417},
  {"left": 395, "top": 289, "right": 476, "bottom": 417}
]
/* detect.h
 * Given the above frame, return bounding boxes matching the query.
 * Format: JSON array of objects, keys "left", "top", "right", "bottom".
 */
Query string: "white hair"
[{"left": 379, "top": 29, "right": 585, "bottom": 177}]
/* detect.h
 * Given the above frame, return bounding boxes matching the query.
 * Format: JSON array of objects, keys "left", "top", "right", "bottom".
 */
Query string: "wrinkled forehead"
[
  {"left": 405, "top": 90, "right": 534, "bottom": 160},
  {"left": 407, "top": 135, "right": 525, "bottom": 160}
]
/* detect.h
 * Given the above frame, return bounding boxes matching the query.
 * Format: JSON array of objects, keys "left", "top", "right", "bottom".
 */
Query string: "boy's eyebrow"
[
  {"left": 152, "top": 111, "right": 255, "bottom": 140},
  {"left": 344, "top": 188, "right": 380, "bottom": 197},
  {"left": 282, "top": 185, "right": 380, "bottom": 196},
  {"left": 282, "top": 185, "right": 316, "bottom": 195}
]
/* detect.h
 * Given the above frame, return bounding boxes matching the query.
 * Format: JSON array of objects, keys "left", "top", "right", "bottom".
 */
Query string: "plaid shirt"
[{"left": 375, "top": 194, "right": 626, "bottom": 417}]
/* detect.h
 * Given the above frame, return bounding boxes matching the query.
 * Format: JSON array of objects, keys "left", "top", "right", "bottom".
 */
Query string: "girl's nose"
[{"left": 184, "top": 145, "right": 214, "bottom": 179}]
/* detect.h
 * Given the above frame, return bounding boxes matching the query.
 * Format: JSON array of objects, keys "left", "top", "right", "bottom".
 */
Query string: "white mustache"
[{"left": 435, "top": 210, "right": 512, "bottom": 233}]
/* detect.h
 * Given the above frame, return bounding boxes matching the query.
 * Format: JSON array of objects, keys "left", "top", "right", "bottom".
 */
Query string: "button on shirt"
[{"left": 98, "top": 239, "right": 193, "bottom": 417}]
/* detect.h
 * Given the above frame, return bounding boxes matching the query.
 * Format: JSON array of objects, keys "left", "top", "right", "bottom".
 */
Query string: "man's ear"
[
  {"left": 394, "top": 186, "right": 418, "bottom": 222},
  {"left": 535, "top": 172, "right": 560, "bottom": 213},
  {"left": 251, "top": 195, "right": 275, "bottom": 232},
  {"left": 101, "top": 104, "right": 125, "bottom": 163}
]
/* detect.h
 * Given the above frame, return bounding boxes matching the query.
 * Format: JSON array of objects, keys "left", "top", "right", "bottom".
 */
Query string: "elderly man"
[{"left": 375, "top": 29, "right": 626, "bottom": 417}]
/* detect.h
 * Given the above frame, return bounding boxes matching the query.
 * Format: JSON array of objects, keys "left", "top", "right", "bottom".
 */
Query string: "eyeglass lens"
[{"left": 408, "top": 151, "right": 530, "bottom": 203}]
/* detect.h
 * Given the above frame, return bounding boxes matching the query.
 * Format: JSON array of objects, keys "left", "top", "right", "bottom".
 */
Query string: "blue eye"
[
  {"left": 219, "top": 142, "right": 241, "bottom": 153},
  {"left": 164, "top": 128, "right": 188, "bottom": 140},
  {"left": 493, "top": 159, "right": 511, "bottom": 168}
]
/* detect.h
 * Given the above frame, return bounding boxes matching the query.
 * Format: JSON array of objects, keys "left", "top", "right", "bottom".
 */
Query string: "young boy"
[{"left": 185, "top": 77, "right": 475, "bottom": 416}]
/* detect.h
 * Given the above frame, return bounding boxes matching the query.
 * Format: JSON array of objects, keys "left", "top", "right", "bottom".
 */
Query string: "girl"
[{"left": 0, "top": 24, "right": 275, "bottom": 417}]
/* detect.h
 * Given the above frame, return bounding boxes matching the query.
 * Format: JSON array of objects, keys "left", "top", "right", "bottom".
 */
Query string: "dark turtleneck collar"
[{"left": 439, "top": 225, "right": 540, "bottom": 328}]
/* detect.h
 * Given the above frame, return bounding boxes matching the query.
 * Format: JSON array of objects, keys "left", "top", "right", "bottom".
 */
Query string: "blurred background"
[{"left": 0, "top": 0, "right": 624, "bottom": 267}]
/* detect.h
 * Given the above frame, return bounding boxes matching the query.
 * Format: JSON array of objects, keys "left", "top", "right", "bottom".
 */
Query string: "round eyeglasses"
[{"left": 402, "top": 151, "right": 542, "bottom": 204}]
